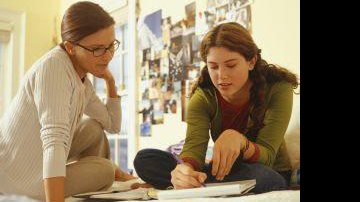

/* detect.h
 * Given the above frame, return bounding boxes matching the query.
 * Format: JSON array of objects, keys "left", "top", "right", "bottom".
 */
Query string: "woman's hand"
[
  {"left": 115, "top": 167, "right": 136, "bottom": 181},
  {"left": 97, "top": 69, "right": 118, "bottom": 98},
  {"left": 171, "top": 163, "right": 207, "bottom": 189},
  {"left": 211, "top": 129, "right": 245, "bottom": 180},
  {"left": 97, "top": 68, "right": 114, "bottom": 82}
]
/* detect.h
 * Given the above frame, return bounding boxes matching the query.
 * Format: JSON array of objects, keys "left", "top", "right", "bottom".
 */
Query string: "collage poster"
[{"left": 138, "top": 0, "right": 254, "bottom": 136}]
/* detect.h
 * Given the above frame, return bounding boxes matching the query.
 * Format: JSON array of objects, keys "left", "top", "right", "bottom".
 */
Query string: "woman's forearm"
[
  {"left": 105, "top": 78, "right": 118, "bottom": 98},
  {"left": 44, "top": 176, "right": 65, "bottom": 202}
]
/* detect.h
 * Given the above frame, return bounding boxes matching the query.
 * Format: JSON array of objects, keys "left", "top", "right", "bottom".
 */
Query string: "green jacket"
[{"left": 180, "top": 82, "right": 293, "bottom": 172}]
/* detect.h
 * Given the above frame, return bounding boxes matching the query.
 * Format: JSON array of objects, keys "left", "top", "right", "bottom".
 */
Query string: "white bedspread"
[
  {"left": 65, "top": 190, "right": 299, "bottom": 202},
  {"left": 1, "top": 190, "right": 300, "bottom": 202}
]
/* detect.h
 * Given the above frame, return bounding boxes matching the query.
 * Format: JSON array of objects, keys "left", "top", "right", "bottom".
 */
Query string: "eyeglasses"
[{"left": 75, "top": 39, "right": 120, "bottom": 57}]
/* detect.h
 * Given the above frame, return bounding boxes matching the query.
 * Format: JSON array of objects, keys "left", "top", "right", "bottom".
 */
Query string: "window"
[
  {"left": 93, "top": 24, "right": 130, "bottom": 172},
  {"left": 0, "top": 9, "right": 25, "bottom": 117},
  {"left": 0, "top": 22, "right": 11, "bottom": 116},
  {"left": 0, "top": 42, "right": 4, "bottom": 115}
]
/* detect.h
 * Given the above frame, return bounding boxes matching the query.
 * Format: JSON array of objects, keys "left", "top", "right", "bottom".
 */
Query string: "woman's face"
[
  {"left": 72, "top": 25, "right": 116, "bottom": 78},
  {"left": 206, "top": 46, "right": 255, "bottom": 101}
]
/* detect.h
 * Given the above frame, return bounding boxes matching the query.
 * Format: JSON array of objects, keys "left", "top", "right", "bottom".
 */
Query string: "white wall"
[
  {"left": 137, "top": 0, "right": 300, "bottom": 151},
  {"left": 0, "top": 0, "right": 61, "bottom": 71},
  {"left": 252, "top": 0, "right": 300, "bottom": 76}
]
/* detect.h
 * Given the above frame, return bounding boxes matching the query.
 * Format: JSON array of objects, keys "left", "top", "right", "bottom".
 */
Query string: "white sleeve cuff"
[{"left": 43, "top": 144, "right": 66, "bottom": 179}]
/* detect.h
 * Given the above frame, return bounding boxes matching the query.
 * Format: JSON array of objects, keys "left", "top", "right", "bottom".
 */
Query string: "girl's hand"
[
  {"left": 211, "top": 129, "right": 245, "bottom": 180},
  {"left": 170, "top": 163, "right": 207, "bottom": 189}
]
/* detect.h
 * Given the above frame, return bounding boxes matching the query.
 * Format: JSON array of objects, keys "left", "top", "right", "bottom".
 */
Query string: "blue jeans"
[{"left": 134, "top": 148, "right": 287, "bottom": 193}]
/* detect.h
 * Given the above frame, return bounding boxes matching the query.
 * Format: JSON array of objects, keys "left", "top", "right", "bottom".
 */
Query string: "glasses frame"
[{"left": 75, "top": 39, "right": 121, "bottom": 57}]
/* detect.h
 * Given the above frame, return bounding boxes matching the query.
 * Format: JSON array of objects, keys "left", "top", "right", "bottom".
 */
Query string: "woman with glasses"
[{"left": 0, "top": 2, "right": 133, "bottom": 201}]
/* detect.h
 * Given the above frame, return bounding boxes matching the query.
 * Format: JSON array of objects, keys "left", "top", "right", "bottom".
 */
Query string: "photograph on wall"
[
  {"left": 227, "top": 0, "right": 254, "bottom": 31},
  {"left": 236, "top": 6, "right": 252, "bottom": 31},
  {"left": 207, "top": 0, "right": 216, "bottom": 8},
  {"left": 173, "top": 80, "right": 182, "bottom": 93},
  {"left": 215, "top": 0, "right": 229, "bottom": 7},
  {"left": 204, "top": 9, "right": 216, "bottom": 30},
  {"left": 142, "top": 48, "right": 151, "bottom": 63},
  {"left": 230, "top": 0, "right": 254, "bottom": 9},
  {"left": 149, "top": 59, "right": 161, "bottom": 78},
  {"left": 139, "top": 99, "right": 152, "bottom": 121},
  {"left": 163, "top": 91, "right": 177, "bottom": 114},
  {"left": 161, "top": 17, "right": 172, "bottom": 47},
  {"left": 181, "top": 33, "right": 196, "bottom": 66},
  {"left": 139, "top": 99, "right": 152, "bottom": 137},
  {"left": 160, "top": 56, "right": 169, "bottom": 76},
  {"left": 140, "top": 121, "right": 151, "bottom": 137},
  {"left": 140, "top": 62, "right": 149, "bottom": 81},
  {"left": 215, "top": 4, "right": 229, "bottom": 24},
  {"left": 170, "top": 19, "right": 187, "bottom": 38},
  {"left": 137, "top": 9, "right": 163, "bottom": 51},
  {"left": 162, "top": 75, "right": 176, "bottom": 114},
  {"left": 151, "top": 99, "right": 164, "bottom": 124},
  {"left": 195, "top": 0, "right": 210, "bottom": 36},
  {"left": 169, "top": 35, "right": 185, "bottom": 82},
  {"left": 185, "top": 2, "right": 196, "bottom": 28},
  {"left": 140, "top": 79, "right": 149, "bottom": 97},
  {"left": 148, "top": 78, "right": 161, "bottom": 100},
  {"left": 142, "top": 88, "right": 149, "bottom": 101},
  {"left": 184, "top": 64, "right": 200, "bottom": 80}
]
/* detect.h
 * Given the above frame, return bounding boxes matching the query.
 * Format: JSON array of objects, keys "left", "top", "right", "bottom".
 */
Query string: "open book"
[
  {"left": 72, "top": 178, "right": 141, "bottom": 198},
  {"left": 73, "top": 179, "right": 256, "bottom": 200}
]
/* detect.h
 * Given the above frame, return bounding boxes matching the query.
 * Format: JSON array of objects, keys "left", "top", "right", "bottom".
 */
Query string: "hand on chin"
[{"left": 93, "top": 69, "right": 114, "bottom": 82}]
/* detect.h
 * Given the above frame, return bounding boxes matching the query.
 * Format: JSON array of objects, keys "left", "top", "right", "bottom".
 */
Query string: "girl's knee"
[
  {"left": 250, "top": 164, "right": 287, "bottom": 193},
  {"left": 134, "top": 149, "right": 166, "bottom": 167}
]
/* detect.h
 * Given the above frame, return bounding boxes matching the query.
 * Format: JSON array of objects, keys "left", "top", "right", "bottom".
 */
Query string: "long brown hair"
[
  {"left": 60, "top": 1, "right": 115, "bottom": 49},
  {"left": 192, "top": 22, "right": 299, "bottom": 136}
]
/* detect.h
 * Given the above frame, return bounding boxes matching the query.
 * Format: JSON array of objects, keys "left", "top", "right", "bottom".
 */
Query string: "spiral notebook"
[{"left": 73, "top": 179, "right": 256, "bottom": 200}]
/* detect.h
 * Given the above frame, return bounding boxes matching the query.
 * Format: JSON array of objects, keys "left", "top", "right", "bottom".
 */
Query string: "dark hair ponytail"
[{"left": 60, "top": 1, "right": 115, "bottom": 49}]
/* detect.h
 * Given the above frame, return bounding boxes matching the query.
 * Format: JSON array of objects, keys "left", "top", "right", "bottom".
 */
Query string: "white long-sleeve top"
[{"left": 0, "top": 46, "right": 121, "bottom": 194}]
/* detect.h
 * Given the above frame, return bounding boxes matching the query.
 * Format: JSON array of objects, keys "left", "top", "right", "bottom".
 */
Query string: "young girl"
[
  {"left": 0, "top": 2, "right": 133, "bottom": 201},
  {"left": 134, "top": 22, "right": 299, "bottom": 193}
]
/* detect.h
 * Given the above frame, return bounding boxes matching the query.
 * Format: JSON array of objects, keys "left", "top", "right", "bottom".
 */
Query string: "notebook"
[
  {"left": 156, "top": 179, "right": 256, "bottom": 200},
  {"left": 73, "top": 179, "right": 256, "bottom": 200}
]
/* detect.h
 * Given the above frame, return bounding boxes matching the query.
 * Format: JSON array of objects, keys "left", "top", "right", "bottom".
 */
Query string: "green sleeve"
[
  {"left": 255, "top": 82, "right": 293, "bottom": 167},
  {"left": 180, "top": 88, "right": 211, "bottom": 170}
]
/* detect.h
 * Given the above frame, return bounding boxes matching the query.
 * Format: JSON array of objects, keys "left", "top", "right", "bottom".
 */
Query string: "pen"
[{"left": 176, "top": 155, "right": 206, "bottom": 187}]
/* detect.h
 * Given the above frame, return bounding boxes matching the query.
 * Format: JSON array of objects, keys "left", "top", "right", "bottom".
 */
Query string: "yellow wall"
[
  {"left": 0, "top": 0, "right": 61, "bottom": 71},
  {"left": 252, "top": 0, "right": 300, "bottom": 76},
  {"left": 138, "top": 0, "right": 300, "bottom": 150}
]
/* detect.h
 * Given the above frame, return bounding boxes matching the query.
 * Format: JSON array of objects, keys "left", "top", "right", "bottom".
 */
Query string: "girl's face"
[
  {"left": 68, "top": 25, "right": 117, "bottom": 78},
  {"left": 206, "top": 46, "right": 256, "bottom": 101}
]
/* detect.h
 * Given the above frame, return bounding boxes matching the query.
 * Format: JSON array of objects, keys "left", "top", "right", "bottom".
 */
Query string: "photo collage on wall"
[{"left": 138, "top": 0, "right": 254, "bottom": 136}]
